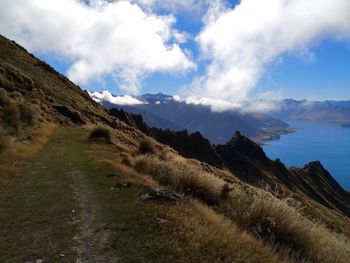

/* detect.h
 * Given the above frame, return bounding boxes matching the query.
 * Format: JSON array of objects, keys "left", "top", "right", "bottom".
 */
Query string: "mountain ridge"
[{"left": 96, "top": 92, "right": 294, "bottom": 144}]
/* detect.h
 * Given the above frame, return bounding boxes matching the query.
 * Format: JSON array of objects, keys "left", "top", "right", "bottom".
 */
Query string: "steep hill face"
[
  {"left": 0, "top": 35, "right": 141, "bottom": 140},
  {"left": 107, "top": 106, "right": 350, "bottom": 218},
  {"left": 216, "top": 133, "right": 350, "bottom": 217}
]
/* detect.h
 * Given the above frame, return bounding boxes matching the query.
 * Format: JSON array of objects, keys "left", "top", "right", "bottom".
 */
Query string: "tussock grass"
[
  {"left": 0, "top": 124, "right": 55, "bottom": 184},
  {"left": 88, "top": 126, "right": 112, "bottom": 143},
  {"left": 0, "top": 88, "right": 37, "bottom": 134},
  {"left": 152, "top": 200, "right": 294, "bottom": 263},
  {"left": 0, "top": 135, "right": 7, "bottom": 153},
  {"left": 134, "top": 154, "right": 225, "bottom": 204},
  {"left": 19, "top": 103, "right": 36, "bottom": 126},
  {"left": 84, "top": 132, "right": 293, "bottom": 263},
  {"left": 0, "top": 88, "right": 9, "bottom": 105},
  {"left": 137, "top": 138, "right": 156, "bottom": 154},
  {"left": 221, "top": 186, "right": 350, "bottom": 263},
  {"left": 1, "top": 101, "right": 20, "bottom": 132}
]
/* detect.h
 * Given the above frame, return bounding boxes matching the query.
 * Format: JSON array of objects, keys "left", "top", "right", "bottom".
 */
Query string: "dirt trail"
[
  {"left": 0, "top": 128, "right": 117, "bottom": 262},
  {"left": 69, "top": 168, "right": 116, "bottom": 263}
]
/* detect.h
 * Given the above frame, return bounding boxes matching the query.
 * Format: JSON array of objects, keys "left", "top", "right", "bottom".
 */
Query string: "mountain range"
[
  {"left": 97, "top": 93, "right": 350, "bottom": 145},
  {"left": 101, "top": 93, "right": 294, "bottom": 144},
  {"left": 271, "top": 99, "right": 350, "bottom": 126}
]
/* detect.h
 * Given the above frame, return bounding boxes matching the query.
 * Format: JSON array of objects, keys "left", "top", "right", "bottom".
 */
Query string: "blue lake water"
[{"left": 263, "top": 120, "right": 350, "bottom": 189}]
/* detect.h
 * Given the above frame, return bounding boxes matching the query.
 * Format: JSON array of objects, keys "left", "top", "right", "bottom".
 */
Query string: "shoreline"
[{"left": 252, "top": 127, "right": 297, "bottom": 146}]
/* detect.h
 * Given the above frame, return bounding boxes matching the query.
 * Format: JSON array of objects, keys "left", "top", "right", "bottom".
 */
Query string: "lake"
[{"left": 263, "top": 120, "right": 350, "bottom": 189}]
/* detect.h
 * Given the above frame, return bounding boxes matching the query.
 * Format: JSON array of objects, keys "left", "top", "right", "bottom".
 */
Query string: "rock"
[
  {"left": 59, "top": 254, "right": 65, "bottom": 257},
  {"left": 139, "top": 186, "right": 184, "bottom": 202},
  {"left": 139, "top": 193, "right": 152, "bottom": 200},
  {"left": 156, "top": 218, "right": 168, "bottom": 224},
  {"left": 114, "top": 182, "right": 132, "bottom": 189},
  {"left": 53, "top": 105, "right": 85, "bottom": 125},
  {"left": 110, "top": 182, "right": 132, "bottom": 190},
  {"left": 107, "top": 173, "right": 116, "bottom": 177},
  {"left": 36, "top": 259, "right": 44, "bottom": 263}
]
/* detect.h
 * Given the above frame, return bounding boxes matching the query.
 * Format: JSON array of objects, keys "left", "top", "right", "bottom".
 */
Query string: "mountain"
[
  {"left": 1, "top": 35, "right": 350, "bottom": 262},
  {"left": 272, "top": 99, "right": 350, "bottom": 126},
  {"left": 98, "top": 93, "right": 293, "bottom": 144},
  {"left": 111, "top": 108, "right": 350, "bottom": 218},
  {"left": 103, "top": 100, "right": 184, "bottom": 131}
]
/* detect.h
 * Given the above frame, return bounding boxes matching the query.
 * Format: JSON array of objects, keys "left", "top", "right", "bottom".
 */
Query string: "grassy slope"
[{"left": 0, "top": 127, "right": 289, "bottom": 263}]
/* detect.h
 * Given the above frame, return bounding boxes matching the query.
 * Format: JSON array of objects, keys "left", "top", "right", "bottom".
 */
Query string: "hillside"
[
  {"left": 272, "top": 99, "right": 350, "bottom": 126},
  {"left": 1, "top": 35, "right": 350, "bottom": 262}
]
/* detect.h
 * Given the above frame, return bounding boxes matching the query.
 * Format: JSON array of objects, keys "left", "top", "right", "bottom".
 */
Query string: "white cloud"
[
  {"left": 0, "top": 0, "right": 195, "bottom": 94},
  {"left": 241, "top": 100, "right": 282, "bottom": 114},
  {"left": 174, "top": 94, "right": 282, "bottom": 113},
  {"left": 181, "top": 0, "right": 350, "bottom": 107},
  {"left": 89, "top": 90, "right": 145, "bottom": 105}
]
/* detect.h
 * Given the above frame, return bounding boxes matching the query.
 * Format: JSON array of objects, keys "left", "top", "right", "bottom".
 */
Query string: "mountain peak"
[{"left": 141, "top": 93, "right": 173, "bottom": 103}]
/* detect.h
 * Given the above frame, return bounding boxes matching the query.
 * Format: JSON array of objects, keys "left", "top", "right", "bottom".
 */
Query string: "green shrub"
[
  {"left": 89, "top": 127, "right": 112, "bottom": 143},
  {"left": 137, "top": 138, "right": 156, "bottom": 154}
]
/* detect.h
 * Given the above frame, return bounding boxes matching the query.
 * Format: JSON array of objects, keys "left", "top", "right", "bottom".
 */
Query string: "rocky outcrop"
[
  {"left": 216, "top": 132, "right": 350, "bottom": 217},
  {"left": 301, "top": 161, "right": 350, "bottom": 214},
  {"left": 53, "top": 105, "right": 85, "bottom": 125},
  {"left": 215, "top": 131, "right": 293, "bottom": 186},
  {"left": 108, "top": 108, "right": 223, "bottom": 168},
  {"left": 108, "top": 108, "right": 151, "bottom": 135},
  {"left": 151, "top": 128, "right": 223, "bottom": 168}
]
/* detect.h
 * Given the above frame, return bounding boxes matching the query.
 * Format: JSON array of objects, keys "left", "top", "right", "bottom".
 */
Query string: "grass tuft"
[
  {"left": 221, "top": 186, "right": 350, "bottom": 263},
  {"left": 0, "top": 135, "right": 7, "bottom": 153},
  {"left": 134, "top": 154, "right": 225, "bottom": 204},
  {"left": 88, "top": 127, "right": 112, "bottom": 143},
  {"left": 137, "top": 138, "right": 156, "bottom": 155},
  {"left": 1, "top": 101, "right": 20, "bottom": 132}
]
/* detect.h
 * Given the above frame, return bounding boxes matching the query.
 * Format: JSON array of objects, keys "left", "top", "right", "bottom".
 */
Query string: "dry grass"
[
  {"left": 84, "top": 130, "right": 293, "bottom": 263},
  {"left": 0, "top": 135, "right": 7, "bottom": 153},
  {"left": 0, "top": 88, "right": 39, "bottom": 135},
  {"left": 84, "top": 127, "right": 350, "bottom": 262},
  {"left": 88, "top": 126, "right": 112, "bottom": 143},
  {"left": 134, "top": 154, "right": 226, "bottom": 204},
  {"left": 221, "top": 185, "right": 350, "bottom": 263},
  {"left": 150, "top": 200, "right": 294, "bottom": 263},
  {"left": 0, "top": 123, "right": 56, "bottom": 184},
  {"left": 137, "top": 138, "right": 156, "bottom": 154}
]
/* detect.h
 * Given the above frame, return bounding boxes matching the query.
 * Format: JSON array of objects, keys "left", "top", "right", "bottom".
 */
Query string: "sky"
[{"left": 0, "top": 0, "right": 350, "bottom": 110}]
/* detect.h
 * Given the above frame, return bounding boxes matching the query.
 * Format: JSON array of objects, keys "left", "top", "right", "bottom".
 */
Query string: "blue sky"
[{"left": 1, "top": 0, "right": 350, "bottom": 103}]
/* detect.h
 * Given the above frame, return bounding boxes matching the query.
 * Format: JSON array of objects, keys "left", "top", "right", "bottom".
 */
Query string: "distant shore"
[{"left": 252, "top": 127, "right": 296, "bottom": 145}]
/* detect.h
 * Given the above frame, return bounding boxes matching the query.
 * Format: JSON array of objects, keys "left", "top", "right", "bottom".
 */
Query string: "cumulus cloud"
[
  {"left": 0, "top": 0, "right": 195, "bottom": 94},
  {"left": 174, "top": 95, "right": 282, "bottom": 113},
  {"left": 89, "top": 90, "right": 145, "bottom": 105},
  {"left": 181, "top": 0, "right": 350, "bottom": 110}
]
